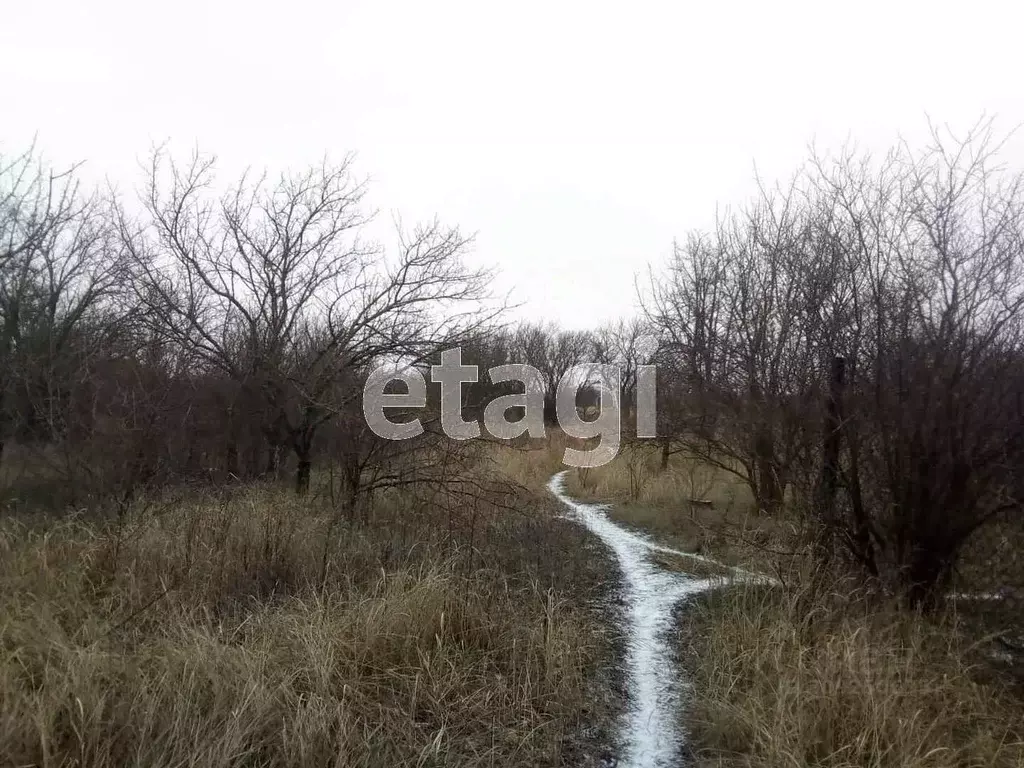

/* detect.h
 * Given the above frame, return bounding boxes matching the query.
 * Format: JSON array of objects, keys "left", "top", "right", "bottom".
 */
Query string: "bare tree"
[
  {"left": 117, "top": 147, "right": 498, "bottom": 494},
  {"left": 593, "top": 317, "right": 657, "bottom": 424},
  {"left": 512, "top": 322, "right": 593, "bottom": 424},
  {"left": 649, "top": 117, "right": 1024, "bottom": 608},
  {"left": 647, "top": 193, "right": 821, "bottom": 514},
  {"left": 809, "top": 119, "right": 1024, "bottom": 607},
  {"left": 0, "top": 144, "right": 128, "bottom": 470}
]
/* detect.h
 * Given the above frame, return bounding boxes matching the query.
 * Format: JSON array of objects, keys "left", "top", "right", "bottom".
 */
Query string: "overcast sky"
[{"left": 3, "top": 0, "right": 1023, "bottom": 329}]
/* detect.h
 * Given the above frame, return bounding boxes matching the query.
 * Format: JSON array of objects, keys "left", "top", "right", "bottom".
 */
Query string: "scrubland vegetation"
[{"left": 3, "top": 118, "right": 1024, "bottom": 766}]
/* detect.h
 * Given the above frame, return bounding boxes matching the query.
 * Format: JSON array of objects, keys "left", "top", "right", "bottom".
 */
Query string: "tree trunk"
[
  {"left": 749, "top": 377, "right": 783, "bottom": 515},
  {"left": 815, "top": 355, "right": 844, "bottom": 562},
  {"left": 543, "top": 393, "right": 558, "bottom": 426},
  {"left": 245, "top": 440, "right": 261, "bottom": 479},
  {"left": 224, "top": 437, "right": 238, "bottom": 480},
  {"left": 295, "top": 457, "right": 311, "bottom": 495},
  {"left": 184, "top": 441, "right": 199, "bottom": 476},
  {"left": 265, "top": 444, "right": 281, "bottom": 478},
  {"left": 660, "top": 438, "right": 671, "bottom": 472},
  {"left": 847, "top": 434, "right": 879, "bottom": 577},
  {"left": 341, "top": 461, "right": 362, "bottom": 520},
  {"left": 754, "top": 428, "right": 783, "bottom": 514}
]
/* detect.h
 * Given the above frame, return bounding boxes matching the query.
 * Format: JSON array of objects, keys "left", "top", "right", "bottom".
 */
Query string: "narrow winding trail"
[{"left": 547, "top": 471, "right": 766, "bottom": 768}]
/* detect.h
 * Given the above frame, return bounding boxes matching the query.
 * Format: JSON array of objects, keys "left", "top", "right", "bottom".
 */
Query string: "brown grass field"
[
  {"left": 3, "top": 432, "right": 1024, "bottom": 767},
  {"left": 0, "top": 435, "right": 625, "bottom": 768},
  {"left": 680, "top": 580, "right": 1024, "bottom": 767}
]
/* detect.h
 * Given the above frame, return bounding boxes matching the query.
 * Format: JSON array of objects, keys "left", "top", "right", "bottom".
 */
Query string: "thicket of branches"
[
  {"left": 0, "top": 144, "right": 503, "bottom": 510},
  {"left": 0, "top": 136, "right": 638, "bottom": 516},
  {"left": 647, "top": 120, "right": 1024, "bottom": 608}
]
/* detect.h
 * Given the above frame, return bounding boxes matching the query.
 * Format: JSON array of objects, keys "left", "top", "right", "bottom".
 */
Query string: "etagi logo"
[{"left": 362, "top": 348, "right": 657, "bottom": 468}]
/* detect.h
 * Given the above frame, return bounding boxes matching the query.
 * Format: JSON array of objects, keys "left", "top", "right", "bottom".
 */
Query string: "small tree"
[
  {"left": 0, "top": 144, "right": 128, "bottom": 472},
  {"left": 593, "top": 317, "right": 657, "bottom": 432},
  {"left": 119, "top": 147, "right": 498, "bottom": 494},
  {"left": 811, "top": 121, "right": 1024, "bottom": 607},
  {"left": 649, "top": 118, "right": 1024, "bottom": 608},
  {"left": 512, "top": 322, "right": 592, "bottom": 424},
  {"left": 646, "top": 200, "right": 821, "bottom": 514}
]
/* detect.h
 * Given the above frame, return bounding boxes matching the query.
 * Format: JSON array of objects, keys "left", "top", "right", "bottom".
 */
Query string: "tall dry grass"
[
  {"left": 558, "top": 445, "right": 798, "bottom": 571},
  {"left": 681, "top": 576, "right": 1024, "bottom": 768},
  {"left": 485, "top": 431, "right": 575, "bottom": 493},
  {"left": 0, "top": 455, "right": 621, "bottom": 767},
  {"left": 561, "top": 443, "right": 749, "bottom": 509}
]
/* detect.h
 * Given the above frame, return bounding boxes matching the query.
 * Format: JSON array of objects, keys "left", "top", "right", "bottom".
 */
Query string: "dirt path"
[{"left": 547, "top": 471, "right": 767, "bottom": 767}]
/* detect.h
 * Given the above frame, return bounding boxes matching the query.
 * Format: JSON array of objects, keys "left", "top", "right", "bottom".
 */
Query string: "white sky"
[{"left": 3, "top": 0, "right": 1023, "bottom": 329}]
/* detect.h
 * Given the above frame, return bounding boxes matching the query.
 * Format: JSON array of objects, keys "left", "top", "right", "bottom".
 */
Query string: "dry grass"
[
  {"left": 569, "top": 444, "right": 749, "bottom": 509},
  {"left": 21, "top": 430, "right": 1012, "bottom": 768},
  {"left": 0, "top": 445, "right": 622, "bottom": 767},
  {"left": 561, "top": 444, "right": 798, "bottom": 570},
  {"left": 680, "top": 577, "right": 1024, "bottom": 767},
  {"left": 484, "top": 432, "right": 575, "bottom": 493}
]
